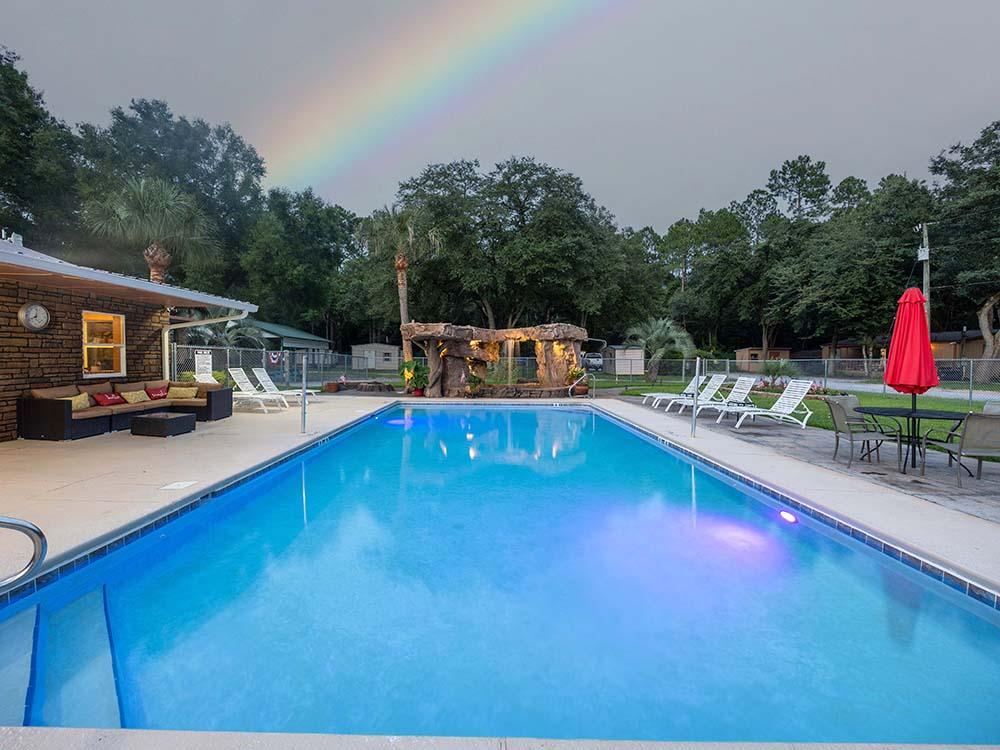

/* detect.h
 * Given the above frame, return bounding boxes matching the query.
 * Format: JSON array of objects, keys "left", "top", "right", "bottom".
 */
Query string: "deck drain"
[{"left": 159, "top": 480, "right": 197, "bottom": 491}]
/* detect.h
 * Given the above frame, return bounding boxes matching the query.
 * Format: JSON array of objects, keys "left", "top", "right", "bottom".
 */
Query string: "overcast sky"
[{"left": 7, "top": 0, "right": 999, "bottom": 229}]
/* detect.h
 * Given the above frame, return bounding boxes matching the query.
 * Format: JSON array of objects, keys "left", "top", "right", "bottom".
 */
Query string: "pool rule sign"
[{"left": 194, "top": 350, "right": 213, "bottom": 377}]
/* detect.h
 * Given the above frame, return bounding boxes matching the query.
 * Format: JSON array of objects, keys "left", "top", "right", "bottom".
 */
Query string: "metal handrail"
[
  {"left": 0, "top": 516, "right": 47, "bottom": 590},
  {"left": 567, "top": 372, "right": 596, "bottom": 399}
]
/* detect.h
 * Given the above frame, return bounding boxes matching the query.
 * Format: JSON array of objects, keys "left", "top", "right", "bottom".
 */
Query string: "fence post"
[
  {"left": 300, "top": 351, "right": 308, "bottom": 434},
  {"left": 725, "top": 359, "right": 731, "bottom": 378},
  {"left": 968, "top": 358, "right": 974, "bottom": 409},
  {"left": 823, "top": 359, "right": 828, "bottom": 390},
  {"left": 691, "top": 357, "right": 700, "bottom": 437}
]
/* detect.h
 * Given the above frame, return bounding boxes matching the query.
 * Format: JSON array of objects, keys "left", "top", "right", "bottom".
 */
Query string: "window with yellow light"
[{"left": 82, "top": 311, "right": 127, "bottom": 377}]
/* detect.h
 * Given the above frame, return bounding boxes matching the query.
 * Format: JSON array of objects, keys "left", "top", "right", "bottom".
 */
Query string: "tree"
[
  {"left": 79, "top": 98, "right": 265, "bottom": 291},
  {"left": 184, "top": 307, "right": 265, "bottom": 348},
  {"left": 241, "top": 188, "right": 356, "bottom": 337},
  {"left": 930, "top": 120, "right": 1000, "bottom": 358},
  {"left": 729, "top": 189, "right": 778, "bottom": 246},
  {"left": 658, "top": 218, "right": 698, "bottom": 291},
  {"left": 830, "top": 176, "right": 871, "bottom": 212},
  {"left": 767, "top": 155, "right": 831, "bottom": 218},
  {"left": 625, "top": 317, "right": 694, "bottom": 380},
  {"left": 0, "top": 47, "right": 80, "bottom": 248},
  {"left": 355, "top": 205, "right": 441, "bottom": 361},
  {"left": 84, "top": 177, "right": 217, "bottom": 283}
]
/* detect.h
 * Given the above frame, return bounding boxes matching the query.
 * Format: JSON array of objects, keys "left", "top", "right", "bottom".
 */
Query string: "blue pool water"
[{"left": 1, "top": 406, "right": 999, "bottom": 741}]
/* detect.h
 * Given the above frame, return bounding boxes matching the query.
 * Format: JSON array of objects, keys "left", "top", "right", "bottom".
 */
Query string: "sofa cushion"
[
  {"left": 60, "top": 393, "right": 91, "bottom": 411},
  {"left": 146, "top": 385, "right": 169, "bottom": 400},
  {"left": 121, "top": 390, "right": 151, "bottom": 404},
  {"left": 114, "top": 381, "right": 147, "bottom": 394},
  {"left": 171, "top": 381, "right": 220, "bottom": 397},
  {"left": 93, "top": 392, "right": 127, "bottom": 406},
  {"left": 146, "top": 379, "right": 170, "bottom": 390},
  {"left": 166, "top": 386, "right": 199, "bottom": 400},
  {"left": 30, "top": 384, "right": 80, "bottom": 399},
  {"left": 168, "top": 398, "right": 208, "bottom": 407},
  {"left": 78, "top": 381, "right": 113, "bottom": 406},
  {"left": 70, "top": 406, "right": 113, "bottom": 420},
  {"left": 108, "top": 401, "right": 166, "bottom": 415}
]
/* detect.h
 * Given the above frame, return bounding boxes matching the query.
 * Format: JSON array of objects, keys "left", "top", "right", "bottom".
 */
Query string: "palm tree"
[
  {"left": 84, "top": 177, "right": 217, "bottom": 283},
  {"left": 355, "top": 205, "right": 441, "bottom": 361},
  {"left": 625, "top": 317, "right": 695, "bottom": 381},
  {"left": 183, "top": 307, "right": 265, "bottom": 348}
]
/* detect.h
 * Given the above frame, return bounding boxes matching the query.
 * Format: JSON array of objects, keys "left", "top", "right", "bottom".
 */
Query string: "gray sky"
[{"left": 7, "top": 0, "right": 999, "bottom": 229}]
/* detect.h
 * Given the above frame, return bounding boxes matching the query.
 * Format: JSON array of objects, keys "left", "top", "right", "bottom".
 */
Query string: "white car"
[{"left": 582, "top": 352, "right": 603, "bottom": 371}]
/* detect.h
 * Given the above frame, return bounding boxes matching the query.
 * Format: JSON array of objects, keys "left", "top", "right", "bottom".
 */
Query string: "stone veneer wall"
[{"left": 0, "top": 279, "right": 169, "bottom": 442}]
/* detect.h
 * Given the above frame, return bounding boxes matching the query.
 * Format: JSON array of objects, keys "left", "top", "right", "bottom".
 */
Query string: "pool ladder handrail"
[
  {"left": 0, "top": 516, "right": 47, "bottom": 591},
  {"left": 567, "top": 371, "right": 596, "bottom": 399}
]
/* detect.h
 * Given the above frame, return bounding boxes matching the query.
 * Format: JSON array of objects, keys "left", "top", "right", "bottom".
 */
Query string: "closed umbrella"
[
  {"left": 884, "top": 287, "right": 940, "bottom": 468},
  {"left": 883, "top": 287, "right": 939, "bottom": 407}
]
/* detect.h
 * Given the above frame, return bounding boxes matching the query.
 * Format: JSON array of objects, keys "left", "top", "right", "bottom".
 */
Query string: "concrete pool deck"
[{"left": 2, "top": 395, "right": 999, "bottom": 749}]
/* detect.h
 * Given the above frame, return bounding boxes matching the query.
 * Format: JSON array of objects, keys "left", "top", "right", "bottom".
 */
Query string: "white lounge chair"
[
  {"left": 640, "top": 376, "right": 705, "bottom": 409},
  {"left": 668, "top": 374, "right": 728, "bottom": 414},
  {"left": 720, "top": 378, "right": 815, "bottom": 429},
  {"left": 252, "top": 367, "right": 317, "bottom": 405},
  {"left": 194, "top": 373, "right": 220, "bottom": 385},
  {"left": 695, "top": 376, "right": 758, "bottom": 422},
  {"left": 228, "top": 367, "right": 289, "bottom": 411}
]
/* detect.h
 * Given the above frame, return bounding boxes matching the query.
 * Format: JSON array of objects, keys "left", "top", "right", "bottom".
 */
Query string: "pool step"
[
  {"left": 0, "top": 605, "right": 37, "bottom": 725},
  {"left": 32, "top": 587, "right": 122, "bottom": 728}
]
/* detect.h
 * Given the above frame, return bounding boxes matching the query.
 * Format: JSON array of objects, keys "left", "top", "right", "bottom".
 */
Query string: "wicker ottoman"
[{"left": 130, "top": 412, "right": 196, "bottom": 438}]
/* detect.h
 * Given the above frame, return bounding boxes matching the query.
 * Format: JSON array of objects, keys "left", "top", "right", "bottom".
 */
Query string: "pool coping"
[{"left": 4, "top": 398, "right": 999, "bottom": 616}]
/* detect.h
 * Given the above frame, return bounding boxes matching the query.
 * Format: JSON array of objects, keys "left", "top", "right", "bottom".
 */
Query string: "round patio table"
[{"left": 854, "top": 406, "right": 968, "bottom": 472}]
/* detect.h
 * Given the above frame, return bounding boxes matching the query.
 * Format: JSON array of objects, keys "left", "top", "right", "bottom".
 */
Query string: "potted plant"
[
  {"left": 466, "top": 372, "right": 484, "bottom": 397},
  {"left": 400, "top": 360, "right": 429, "bottom": 396},
  {"left": 566, "top": 366, "right": 588, "bottom": 396}
]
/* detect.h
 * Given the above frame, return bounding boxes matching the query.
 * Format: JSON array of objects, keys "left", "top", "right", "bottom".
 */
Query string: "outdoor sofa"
[{"left": 17, "top": 379, "right": 233, "bottom": 441}]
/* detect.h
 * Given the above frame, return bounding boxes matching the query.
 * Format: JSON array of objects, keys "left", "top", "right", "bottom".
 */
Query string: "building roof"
[
  {"left": 0, "top": 239, "right": 257, "bottom": 312},
  {"left": 251, "top": 319, "right": 329, "bottom": 344},
  {"left": 352, "top": 342, "right": 400, "bottom": 350},
  {"left": 826, "top": 330, "right": 990, "bottom": 347}
]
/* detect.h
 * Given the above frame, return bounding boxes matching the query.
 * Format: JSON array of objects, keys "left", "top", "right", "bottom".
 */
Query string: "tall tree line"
[{"left": 1, "top": 46, "right": 997, "bottom": 355}]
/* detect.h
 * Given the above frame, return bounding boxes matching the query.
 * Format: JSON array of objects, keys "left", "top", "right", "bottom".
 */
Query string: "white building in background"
[
  {"left": 603, "top": 345, "right": 645, "bottom": 376},
  {"left": 351, "top": 342, "right": 402, "bottom": 371}
]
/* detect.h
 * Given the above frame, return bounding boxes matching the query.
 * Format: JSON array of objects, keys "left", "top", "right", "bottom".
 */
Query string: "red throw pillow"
[
  {"left": 146, "top": 385, "right": 169, "bottom": 400},
  {"left": 93, "top": 392, "right": 126, "bottom": 406}
]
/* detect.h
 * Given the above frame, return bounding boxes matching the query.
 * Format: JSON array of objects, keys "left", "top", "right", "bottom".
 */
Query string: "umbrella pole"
[{"left": 910, "top": 392, "right": 918, "bottom": 468}]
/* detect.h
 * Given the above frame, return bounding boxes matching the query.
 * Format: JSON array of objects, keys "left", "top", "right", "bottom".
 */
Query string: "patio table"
[{"left": 854, "top": 406, "right": 968, "bottom": 472}]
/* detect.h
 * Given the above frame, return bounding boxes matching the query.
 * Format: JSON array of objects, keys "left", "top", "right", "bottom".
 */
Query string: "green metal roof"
[{"left": 250, "top": 319, "right": 330, "bottom": 343}]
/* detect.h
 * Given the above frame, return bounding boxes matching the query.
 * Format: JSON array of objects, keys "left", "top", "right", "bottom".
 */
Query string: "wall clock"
[{"left": 18, "top": 302, "right": 51, "bottom": 331}]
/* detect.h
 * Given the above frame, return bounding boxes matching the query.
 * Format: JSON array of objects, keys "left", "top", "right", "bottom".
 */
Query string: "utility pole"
[{"left": 918, "top": 222, "right": 931, "bottom": 326}]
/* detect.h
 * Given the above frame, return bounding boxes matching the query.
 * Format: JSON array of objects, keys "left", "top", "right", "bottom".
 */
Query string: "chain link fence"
[
  {"left": 173, "top": 346, "right": 370, "bottom": 389},
  {"left": 172, "top": 346, "right": 1000, "bottom": 405},
  {"left": 600, "top": 357, "right": 1000, "bottom": 404}
]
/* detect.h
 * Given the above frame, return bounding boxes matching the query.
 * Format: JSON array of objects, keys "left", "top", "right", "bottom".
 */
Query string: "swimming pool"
[{"left": 1, "top": 405, "right": 998, "bottom": 742}]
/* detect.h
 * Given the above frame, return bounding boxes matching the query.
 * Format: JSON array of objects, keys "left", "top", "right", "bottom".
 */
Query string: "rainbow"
[{"left": 262, "top": 0, "right": 608, "bottom": 189}]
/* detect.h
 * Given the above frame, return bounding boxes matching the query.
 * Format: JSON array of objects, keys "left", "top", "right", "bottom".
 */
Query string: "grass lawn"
[{"left": 617, "top": 385, "right": 977, "bottom": 434}]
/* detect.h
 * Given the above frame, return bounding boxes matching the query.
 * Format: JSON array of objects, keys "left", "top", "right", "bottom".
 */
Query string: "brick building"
[{"left": 0, "top": 237, "right": 256, "bottom": 442}]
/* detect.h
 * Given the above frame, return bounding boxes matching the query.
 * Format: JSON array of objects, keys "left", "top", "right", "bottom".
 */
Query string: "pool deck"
[{"left": 2, "top": 394, "right": 1000, "bottom": 749}]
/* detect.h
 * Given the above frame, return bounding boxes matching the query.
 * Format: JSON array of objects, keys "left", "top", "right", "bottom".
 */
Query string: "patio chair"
[
  {"left": 696, "top": 376, "right": 757, "bottom": 422},
  {"left": 640, "top": 375, "right": 705, "bottom": 409},
  {"left": 194, "top": 373, "right": 220, "bottom": 385},
  {"left": 827, "top": 397, "right": 900, "bottom": 469},
  {"left": 227, "top": 367, "right": 289, "bottom": 411},
  {"left": 252, "top": 367, "right": 317, "bottom": 406},
  {"left": 921, "top": 413, "right": 1000, "bottom": 487},
  {"left": 717, "top": 378, "right": 815, "bottom": 429},
  {"left": 667, "top": 374, "right": 728, "bottom": 414}
]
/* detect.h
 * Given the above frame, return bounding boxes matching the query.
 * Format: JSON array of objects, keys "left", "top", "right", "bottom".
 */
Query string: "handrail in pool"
[
  {"left": 0, "top": 516, "right": 47, "bottom": 591},
  {"left": 567, "top": 371, "right": 596, "bottom": 398}
]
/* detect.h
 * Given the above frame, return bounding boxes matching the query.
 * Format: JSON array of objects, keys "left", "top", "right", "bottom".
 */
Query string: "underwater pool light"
[{"left": 779, "top": 510, "right": 798, "bottom": 524}]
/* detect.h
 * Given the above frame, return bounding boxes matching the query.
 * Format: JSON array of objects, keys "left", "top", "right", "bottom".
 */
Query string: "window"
[
  {"left": 82, "top": 311, "right": 126, "bottom": 377},
  {"left": 382, "top": 351, "right": 393, "bottom": 363}
]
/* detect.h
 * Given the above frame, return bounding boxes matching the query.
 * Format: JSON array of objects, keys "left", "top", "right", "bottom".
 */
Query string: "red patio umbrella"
[{"left": 883, "top": 287, "right": 939, "bottom": 409}]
